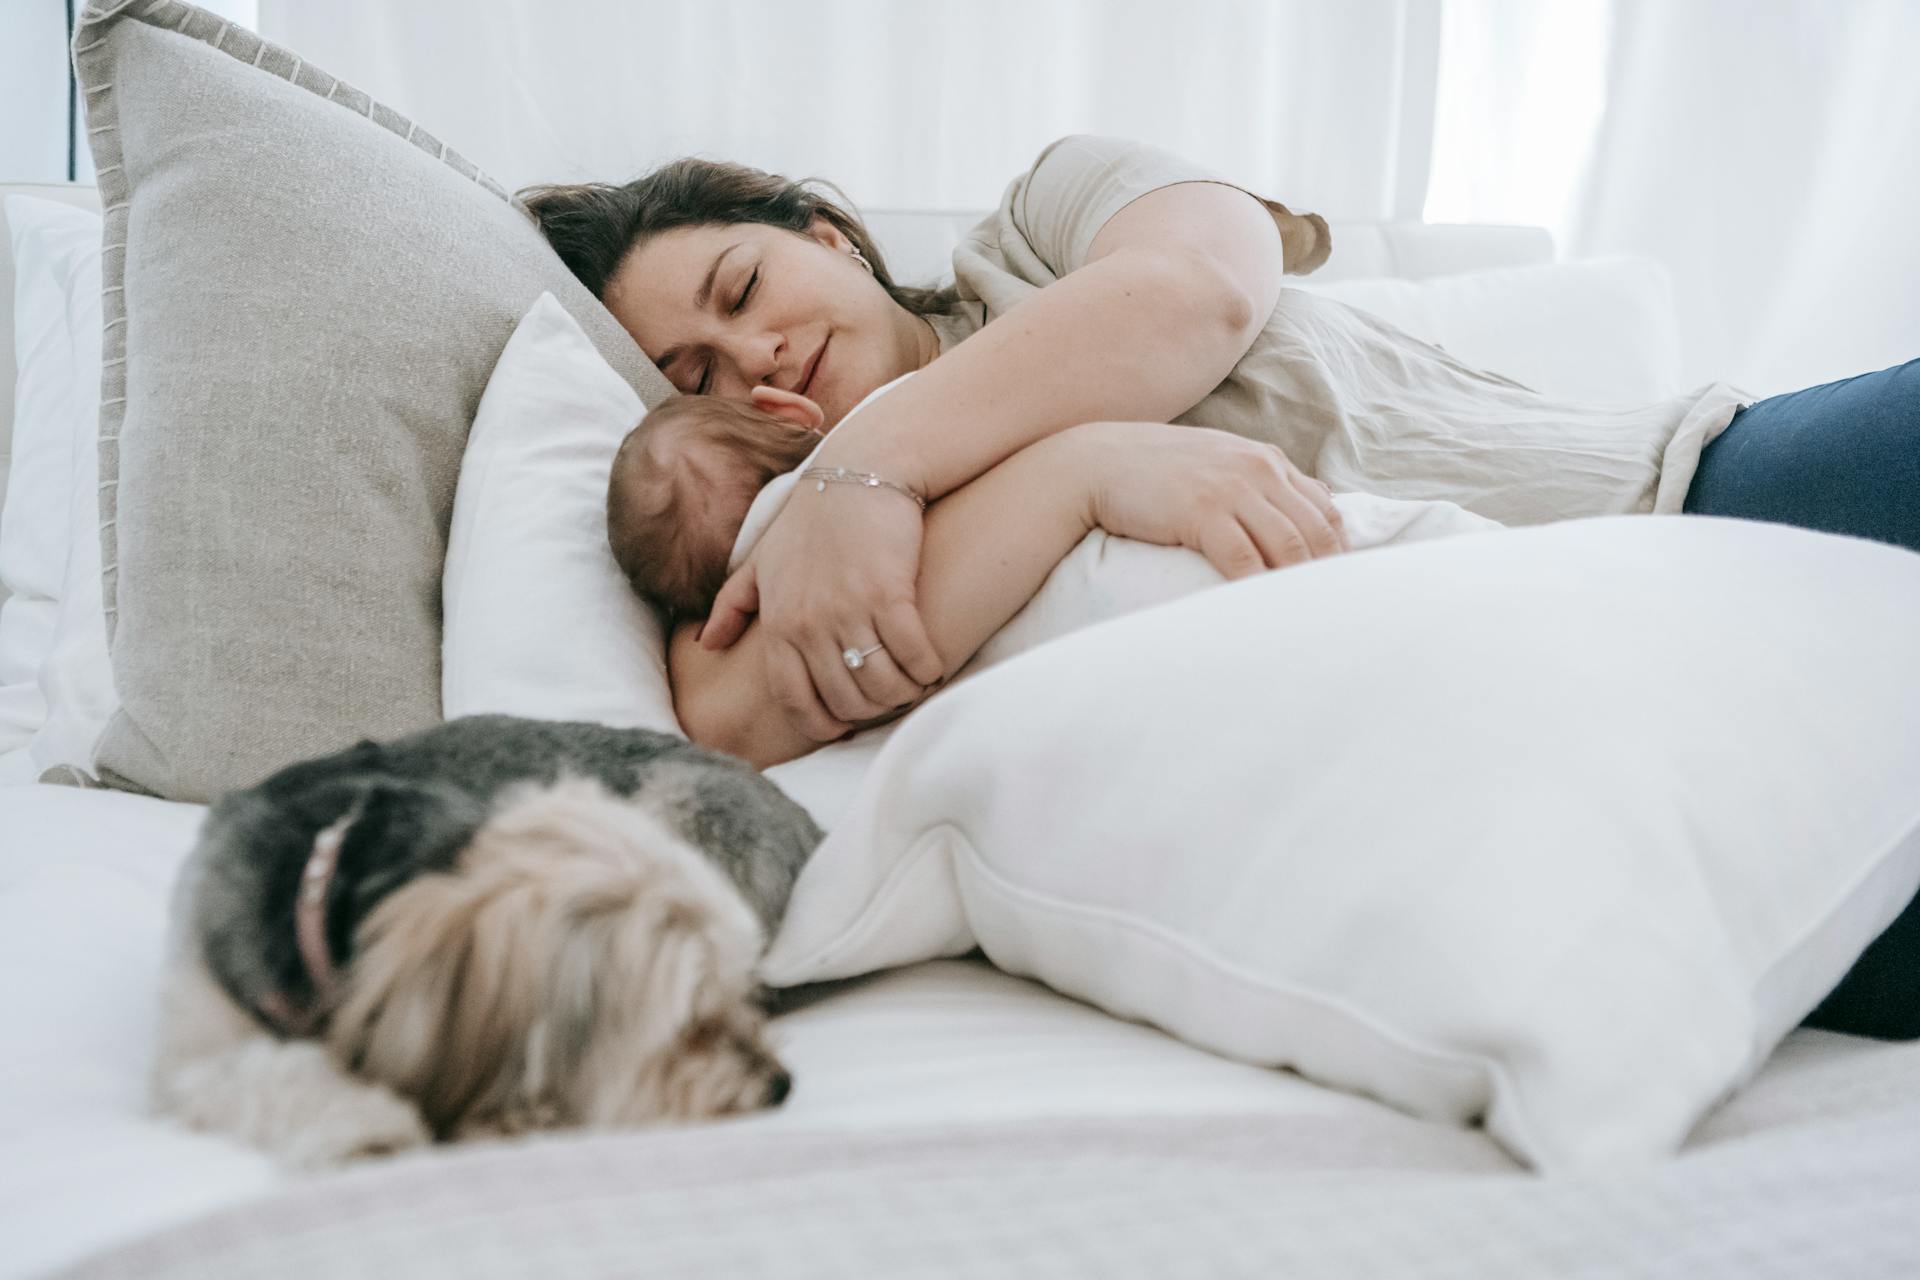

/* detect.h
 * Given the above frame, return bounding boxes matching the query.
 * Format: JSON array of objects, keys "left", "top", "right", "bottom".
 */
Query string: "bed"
[{"left": 7, "top": 178, "right": 1920, "bottom": 1278}]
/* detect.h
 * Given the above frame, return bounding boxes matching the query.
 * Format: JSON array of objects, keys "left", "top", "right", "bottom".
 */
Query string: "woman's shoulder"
[
  {"left": 989, "top": 134, "right": 1253, "bottom": 282},
  {"left": 1017, "top": 133, "right": 1219, "bottom": 187}
]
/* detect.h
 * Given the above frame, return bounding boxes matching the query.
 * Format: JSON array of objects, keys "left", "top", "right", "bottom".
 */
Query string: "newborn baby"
[
  {"left": 606, "top": 384, "right": 829, "bottom": 622},
  {"left": 608, "top": 374, "right": 1503, "bottom": 681}
]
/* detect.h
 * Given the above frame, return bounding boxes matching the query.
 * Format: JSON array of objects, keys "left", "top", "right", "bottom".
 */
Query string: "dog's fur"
[{"left": 152, "top": 714, "right": 823, "bottom": 1168}]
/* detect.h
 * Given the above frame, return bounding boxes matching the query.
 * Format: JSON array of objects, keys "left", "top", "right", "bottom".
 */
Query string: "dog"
[{"left": 150, "top": 714, "right": 823, "bottom": 1168}]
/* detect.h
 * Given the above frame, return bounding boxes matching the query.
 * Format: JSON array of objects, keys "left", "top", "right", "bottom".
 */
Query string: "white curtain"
[
  {"left": 255, "top": 0, "right": 1439, "bottom": 221},
  {"left": 1428, "top": 0, "right": 1920, "bottom": 397},
  {"left": 251, "top": 0, "right": 1917, "bottom": 398}
]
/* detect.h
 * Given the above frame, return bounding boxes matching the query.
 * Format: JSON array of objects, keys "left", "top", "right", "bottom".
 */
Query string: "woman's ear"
[{"left": 749, "top": 385, "right": 827, "bottom": 433}]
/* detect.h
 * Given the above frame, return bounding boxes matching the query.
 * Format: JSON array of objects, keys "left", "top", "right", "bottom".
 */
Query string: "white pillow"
[
  {"left": 1292, "top": 256, "right": 1684, "bottom": 405},
  {"left": 443, "top": 292, "right": 678, "bottom": 735},
  {"left": 2, "top": 196, "right": 115, "bottom": 783},
  {"left": 441, "top": 292, "right": 889, "bottom": 830},
  {"left": 756, "top": 516, "right": 1920, "bottom": 1172}
]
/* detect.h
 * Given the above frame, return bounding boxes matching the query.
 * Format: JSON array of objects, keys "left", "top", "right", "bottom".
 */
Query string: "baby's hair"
[{"left": 608, "top": 396, "right": 822, "bottom": 621}]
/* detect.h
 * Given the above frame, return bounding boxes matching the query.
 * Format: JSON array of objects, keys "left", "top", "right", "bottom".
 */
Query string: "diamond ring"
[{"left": 842, "top": 642, "right": 886, "bottom": 671}]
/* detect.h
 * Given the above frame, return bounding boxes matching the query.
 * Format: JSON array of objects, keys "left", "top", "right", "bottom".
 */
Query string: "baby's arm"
[{"left": 670, "top": 428, "right": 1101, "bottom": 767}]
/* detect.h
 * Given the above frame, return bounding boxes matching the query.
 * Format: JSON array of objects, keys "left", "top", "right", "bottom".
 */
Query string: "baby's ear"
[{"left": 749, "top": 385, "right": 826, "bottom": 432}]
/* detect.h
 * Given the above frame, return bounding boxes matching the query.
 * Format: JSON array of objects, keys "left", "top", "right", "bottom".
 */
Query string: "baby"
[
  {"left": 606, "top": 384, "right": 831, "bottom": 623},
  {"left": 608, "top": 374, "right": 1503, "bottom": 678}
]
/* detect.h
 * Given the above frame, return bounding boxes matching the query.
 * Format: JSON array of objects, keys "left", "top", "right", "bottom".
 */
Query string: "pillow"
[
  {"left": 755, "top": 516, "right": 1920, "bottom": 1172},
  {"left": 443, "top": 293, "right": 678, "bottom": 735},
  {"left": 440, "top": 290, "right": 894, "bottom": 832},
  {"left": 1292, "top": 257, "right": 1684, "bottom": 405},
  {"left": 1, "top": 197, "right": 110, "bottom": 783},
  {"left": 74, "top": 0, "right": 670, "bottom": 802}
]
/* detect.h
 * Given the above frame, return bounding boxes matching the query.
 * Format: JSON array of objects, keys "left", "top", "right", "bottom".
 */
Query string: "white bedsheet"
[
  {"left": 5, "top": 781, "right": 1915, "bottom": 1277},
  {"left": 0, "top": 780, "right": 1451, "bottom": 1276}
]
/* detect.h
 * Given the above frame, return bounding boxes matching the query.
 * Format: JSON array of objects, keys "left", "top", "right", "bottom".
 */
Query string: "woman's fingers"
[
  {"left": 1269, "top": 476, "right": 1343, "bottom": 562},
  {"left": 701, "top": 564, "right": 760, "bottom": 651},
  {"left": 1234, "top": 501, "right": 1315, "bottom": 570},
  {"left": 1196, "top": 516, "right": 1269, "bottom": 580},
  {"left": 767, "top": 641, "right": 852, "bottom": 744},
  {"left": 1223, "top": 462, "right": 1348, "bottom": 572},
  {"left": 874, "top": 598, "right": 945, "bottom": 688},
  {"left": 1296, "top": 473, "right": 1348, "bottom": 552},
  {"left": 796, "top": 628, "right": 905, "bottom": 726}
]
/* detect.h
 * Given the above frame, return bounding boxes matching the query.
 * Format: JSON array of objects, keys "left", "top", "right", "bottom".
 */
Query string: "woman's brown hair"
[{"left": 518, "top": 157, "right": 961, "bottom": 318}]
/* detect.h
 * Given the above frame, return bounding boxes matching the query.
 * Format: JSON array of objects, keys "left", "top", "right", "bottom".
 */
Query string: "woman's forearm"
[
  {"left": 671, "top": 431, "right": 1098, "bottom": 767},
  {"left": 820, "top": 248, "right": 1249, "bottom": 502}
]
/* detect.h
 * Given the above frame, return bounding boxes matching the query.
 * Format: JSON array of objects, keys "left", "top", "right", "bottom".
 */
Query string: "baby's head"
[{"left": 608, "top": 386, "right": 825, "bottom": 621}]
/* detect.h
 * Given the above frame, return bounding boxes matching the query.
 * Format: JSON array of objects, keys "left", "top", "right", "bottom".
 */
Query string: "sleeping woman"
[{"left": 520, "top": 134, "right": 1919, "bottom": 1039}]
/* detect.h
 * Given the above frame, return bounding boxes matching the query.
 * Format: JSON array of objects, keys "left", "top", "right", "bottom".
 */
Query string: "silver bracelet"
[{"left": 799, "top": 466, "right": 927, "bottom": 511}]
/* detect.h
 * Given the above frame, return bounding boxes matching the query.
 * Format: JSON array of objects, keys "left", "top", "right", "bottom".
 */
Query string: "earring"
[{"left": 849, "top": 246, "right": 874, "bottom": 275}]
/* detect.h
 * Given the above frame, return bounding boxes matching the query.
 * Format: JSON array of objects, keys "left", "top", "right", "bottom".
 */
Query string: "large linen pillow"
[
  {"left": 1292, "top": 256, "right": 1684, "bottom": 405},
  {"left": 74, "top": 0, "right": 670, "bottom": 801},
  {"left": 754, "top": 517, "right": 1920, "bottom": 1172}
]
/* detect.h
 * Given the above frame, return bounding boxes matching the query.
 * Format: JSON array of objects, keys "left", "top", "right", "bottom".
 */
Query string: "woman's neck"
[{"left": 913, "top": 313, "right": 941, "bottom": 370}]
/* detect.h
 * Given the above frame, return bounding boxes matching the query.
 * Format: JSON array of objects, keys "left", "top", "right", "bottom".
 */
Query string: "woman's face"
[{"left": 604, "top": 218, "right": 933, "bottom": 430}]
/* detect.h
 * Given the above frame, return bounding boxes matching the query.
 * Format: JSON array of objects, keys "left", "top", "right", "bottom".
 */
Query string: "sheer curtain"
[
  {"left": 255, "top": 0, "right": 1440, "bottom": 220},
  {"left": 250, "top": 0, "right": 1917, "bottom": 396},
  {"left": 1427, "top": 0, "right": 1920, "bottom": 396}
]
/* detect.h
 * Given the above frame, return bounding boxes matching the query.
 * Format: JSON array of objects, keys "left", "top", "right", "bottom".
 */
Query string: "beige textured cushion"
[{"left": 74, "top": 0, "right": 670, "bottom": 801}]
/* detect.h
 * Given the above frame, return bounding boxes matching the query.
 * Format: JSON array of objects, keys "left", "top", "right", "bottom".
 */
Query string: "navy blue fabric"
[
  {"left": 1685, "top": 358, "right": 1920, "bottom": 551},
  {"left": 1683, "top": 357, "right": 1920, "bottom": 1039}
]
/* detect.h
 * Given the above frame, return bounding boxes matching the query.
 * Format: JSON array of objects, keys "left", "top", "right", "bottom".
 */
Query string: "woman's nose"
[{"left": 728, "top": 329, "right": 785, "bottom": 393}]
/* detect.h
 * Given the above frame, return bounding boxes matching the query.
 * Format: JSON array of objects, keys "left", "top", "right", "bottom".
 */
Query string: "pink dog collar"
[{"left": 259, "top": 808, "right": 354, "bottom": 1037}]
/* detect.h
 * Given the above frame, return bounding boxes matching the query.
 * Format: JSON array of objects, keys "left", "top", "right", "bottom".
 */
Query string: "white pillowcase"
[
  {"left": 1293, "top": 256, "right": 1685, "bottom": 405},
  {"left": 756, "top": 516, "right": 1920, "bottom": 1173},
  {"left": 2, "top": 195, "right": 115, "bottom": 784},
  {"left": 444, "top": 292, "right": 886, "bottom": 829},
  {"left": 443, "top": 292, "right": 678, "bottom": 735}
]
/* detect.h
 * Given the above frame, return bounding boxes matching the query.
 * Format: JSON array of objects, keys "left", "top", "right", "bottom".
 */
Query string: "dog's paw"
[{"left": 281, "top": 1082, "right": 434, "bottom": 1171}]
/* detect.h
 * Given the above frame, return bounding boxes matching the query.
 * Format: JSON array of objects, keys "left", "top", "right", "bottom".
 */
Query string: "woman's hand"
[
  {"left": 1073, "top": 421, "right": 1347, "bottom": 575},
  {"left": 698, "top": 481, "right": 945, "bottom": 742}
]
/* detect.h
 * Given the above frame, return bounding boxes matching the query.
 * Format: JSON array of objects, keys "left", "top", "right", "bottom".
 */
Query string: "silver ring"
[{"left": 842, "top": 642, "right": 885, "bottom": 671}]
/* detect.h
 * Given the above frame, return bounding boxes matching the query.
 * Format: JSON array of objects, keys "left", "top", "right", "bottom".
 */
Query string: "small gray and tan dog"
[{"left": 152, "top": 714, "right": 823, "bottom": 1168}]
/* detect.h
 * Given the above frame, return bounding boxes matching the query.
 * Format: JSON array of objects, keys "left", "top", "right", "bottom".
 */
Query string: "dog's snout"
[{"left": 765, "top": 1069, "right": 792, "bottom": 1106}]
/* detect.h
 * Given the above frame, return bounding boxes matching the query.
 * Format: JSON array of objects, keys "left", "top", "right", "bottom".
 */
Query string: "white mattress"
[{"left": 5, "top": 781, "right": 1918, "bottom": 1277}]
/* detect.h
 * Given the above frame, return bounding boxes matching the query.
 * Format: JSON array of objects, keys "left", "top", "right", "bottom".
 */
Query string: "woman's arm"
[
  {"left": 820, "top": 180, "right": 1286, "bottom": 502},
  {"left": 674, "top": 420, "right": 1339, "bottom": 768},
  {"left": 699, "top": 168, "right": 1341, "bottom": 739},
  {"left": 671, "top": 428, "right": 1099, "bottom": 768}
]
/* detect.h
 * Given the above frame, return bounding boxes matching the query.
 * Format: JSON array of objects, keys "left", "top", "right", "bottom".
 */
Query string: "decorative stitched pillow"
[{"left": 74, "top": 0, "right": 670, "bottom": 801}]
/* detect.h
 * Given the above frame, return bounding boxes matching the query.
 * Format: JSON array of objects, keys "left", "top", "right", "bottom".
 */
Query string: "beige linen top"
[{"left": 926, "top": 134, "right": 1752, "bottom": 526}]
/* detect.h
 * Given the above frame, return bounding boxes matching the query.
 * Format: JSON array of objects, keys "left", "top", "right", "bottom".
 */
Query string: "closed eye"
[{"left": 695, "top": 268, "right": 758, "bottom": 393}]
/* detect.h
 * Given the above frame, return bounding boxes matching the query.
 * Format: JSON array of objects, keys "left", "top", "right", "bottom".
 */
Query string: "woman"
[{"left": 523, "top": 134, "right": 1918, "bottom": 1038}]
